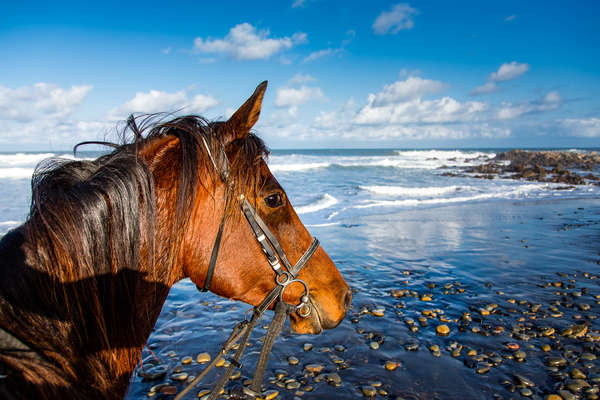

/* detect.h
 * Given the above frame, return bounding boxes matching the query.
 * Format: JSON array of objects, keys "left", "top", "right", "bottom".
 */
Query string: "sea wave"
[
  {"left": 269, "top": 162, "right": 330, "bottom": 172},
  {"left": 354, "top": 183, "right": 568, "bottom": 209},
  {"left": 295, "top": 193, "right": 338, "bottom": 214},
  {"left": 0, "top": 221, "right": 21, "bottom": 226},
  {"left": 268, "top": 150, "right": 495, "bottom": 173},
  {"left": 360, "top": 185, "right": 469, "bottom": 197},
  {"left": 0, "top": 167, "right": 36, "bottom": 179},
  {"left": 0, "top": 153, "right": 56, "bottom": 167}
]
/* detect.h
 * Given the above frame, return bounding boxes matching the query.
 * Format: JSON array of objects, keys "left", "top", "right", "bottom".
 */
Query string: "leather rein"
[{"left": 174, "top": 138, "right": 320, "bottom": 399}]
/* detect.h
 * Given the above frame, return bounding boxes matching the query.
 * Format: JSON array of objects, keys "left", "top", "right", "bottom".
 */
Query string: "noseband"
[{"left": 175, "top": 137, "right": 321, "bottom": 399}]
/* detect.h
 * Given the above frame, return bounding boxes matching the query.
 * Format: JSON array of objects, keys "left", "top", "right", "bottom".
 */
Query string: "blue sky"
[{"left": 1, "top": 1, "right": 599, "bottom": 150}]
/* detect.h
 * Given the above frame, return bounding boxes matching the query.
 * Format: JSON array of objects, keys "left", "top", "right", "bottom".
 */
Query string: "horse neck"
[{"left": 0, "top": 199, "right": 175, "bottom": 398}]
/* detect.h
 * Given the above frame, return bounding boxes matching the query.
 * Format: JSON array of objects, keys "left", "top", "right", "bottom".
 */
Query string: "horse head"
[{"left": 176, "top": 82, "right": 351, "bottom": 334}]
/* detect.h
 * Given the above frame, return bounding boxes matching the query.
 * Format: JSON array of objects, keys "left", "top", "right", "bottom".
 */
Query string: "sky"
[{"left": 1, "top": 1, "right": 599, "bottom": 150}]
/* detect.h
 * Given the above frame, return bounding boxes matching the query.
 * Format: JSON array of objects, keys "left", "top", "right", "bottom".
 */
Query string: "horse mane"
[{"left": 0, "top": 114, "right": 269, "bottom": 399}]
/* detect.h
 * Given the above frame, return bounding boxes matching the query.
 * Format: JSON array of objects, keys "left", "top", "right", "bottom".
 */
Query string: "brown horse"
[{"left": 0, "top": 82, "right": 351, "bottom": 399}]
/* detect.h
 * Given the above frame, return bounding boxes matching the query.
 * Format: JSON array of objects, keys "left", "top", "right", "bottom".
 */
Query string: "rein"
[{"left": 174, "top": 138, "right": 320, "bottom": 399}]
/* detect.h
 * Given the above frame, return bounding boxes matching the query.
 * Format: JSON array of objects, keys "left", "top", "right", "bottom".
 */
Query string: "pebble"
[
  {"left": 384, "top": 361, "right": 400, "bottom": 371},
  {"left": 305, "top": 364, "right": 323, "bottom": 374},
  {"left": 371, "top": 307, "right": 385, "bottom": 317},
  {"left": 326, "top": 373, "right": 342, "bottom": 386},
  {"left": 544, "top": 395, "right": 563, "bottom": 400},
  {"left": 159, "top": 385, "right": 177, "bottom": 395},
  {"left": 139, "top": 365, "right": 168, "bottom": 380},
  {"left": 436, "top": 324, "right": 450, "bottom": 336},
  {"left": 303, "top": 343, "right": 313, "bottom": 351},
  {"left": 520, "top": 388, "right": 533, "bottom": 397},
  {"left": 514, "top": 351, "right": 527, "bottom": 361},
  {"left": 369, "top": 341, "right": 379, "bottom": 350},
  {"left": 361, "top": 385, "right": 377, "bottom": 397},
  {"left": 196, "top": 353, "right": 211, "bottom": 364},
  {"left": 215, "top": 357, "right": 225, "bottom": 367},
  {"left": 260, "top": 390, "right": 279, "bottom": 400},
  {"left": 506, "top": 342, "right": 520, "bottom": 351},
  {"left": 288, "top": 356, "right": 299, "bottom": 365},
  {"left": 181, "top": 356, "right": 193, "bottom": 365},
  {"left": 171, "top": 372, "right": 188, "bottom": 381},
  {"left": 404, "top": 342, "right": 419, "bottom": 351},
  {"left": 514, "top": 374, "right": 535, "bottom": 388},
  {"left": 545, "top": 357, "right": 567, "bottom": 367},
  {"left": 570, "top": 368, "right": 586, "bottom": 379}
]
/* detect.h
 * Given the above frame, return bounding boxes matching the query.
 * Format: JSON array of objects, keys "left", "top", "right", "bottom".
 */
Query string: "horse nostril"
[{"left": 343, "top": 289, "right": 352, "bottom": 310}]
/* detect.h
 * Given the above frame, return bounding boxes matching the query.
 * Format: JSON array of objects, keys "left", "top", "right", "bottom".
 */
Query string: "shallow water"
[{"left": 127, "top": 197, "right": 600, "bottom": 400}]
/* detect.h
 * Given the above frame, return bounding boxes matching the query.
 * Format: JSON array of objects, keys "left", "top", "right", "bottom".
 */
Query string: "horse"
[{"left": 0, "top": 81, "right": 351, "bottom": 400}]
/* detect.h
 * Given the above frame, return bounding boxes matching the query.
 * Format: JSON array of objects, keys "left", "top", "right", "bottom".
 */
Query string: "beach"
[
  {"left": 123, "top": 196, "right": 600, "bottom": 400},
  {"left": 1, "top": 149, "right": 599, "bottom": 399}
]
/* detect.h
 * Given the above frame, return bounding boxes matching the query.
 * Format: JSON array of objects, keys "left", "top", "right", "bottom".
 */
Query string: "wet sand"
[{"left": 127, "top": 197, "right": 600, "bottom": 400}]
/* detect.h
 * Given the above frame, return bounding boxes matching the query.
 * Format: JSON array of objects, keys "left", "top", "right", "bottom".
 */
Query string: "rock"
[
  {"left": 138, "top": 365, "right": 168, "bottom": 380},
  {"left": 369, "top": 341, "right": 379, "bottom": 350},
  {"left": 557, "top": 389, "right": 578, "bottom": 400},
  {"left": 371, "top": 307, "right": 385, "bottom": 317},
  {"left": 514, "top": 351, "right": 527, "bottom": 361},
  {"left": 303, "top": 343, "right": 313, "bottom": 351},
  {"left": 288, "top": 356, "right": 299, "bottom": 365},
  {"left": 171, "top": 372, "right": 188, "bottom": 381},
  {"left": 159, "top": 385, "right": 177, "bottom": 395},
  {"left": 384, "top": 361, "right": 400, "bottom": 371},
  {"left": 544, "top": 395, "right": 563, "bottom": 400},
  {"left": 514, "top": 374, "right": 535, "bottom": 388},
  {"left": 326, "top": 373, "right": 342, "bottom": 386},
  {"left": 305, "top": 364, "right": 323, "bottom": 374},
  {"left": 506, "top": 343, "right": 520, "bottom": 351},
  {"left": 181, "top": 356, "right": 193, "bottom": 365},
  {"left": 404, "top": 342, "right": 419, "bottom": 351},
  {"left": 260, "top": 390, "right": 279, "bottom": 400},
  {"left": 286, "top": 381, "right": 301, "bottom": 390},
  {"left": 361, "top": 385, "right": 377, "bottom": 397},
  {"left": 520, "top": 388, "right": 533, "bottom": 397},
  {"left": 196, "top": 353, "right": 211, "bottom": 364},
  {"left": 545, "top": 357, "right": 567, "bottom": 367},
  {"left": 436, "top": 325, "right": 450, "bottom": 336},
  {"left": 476, "top": 363, "right": 491, "bottom": 374}
]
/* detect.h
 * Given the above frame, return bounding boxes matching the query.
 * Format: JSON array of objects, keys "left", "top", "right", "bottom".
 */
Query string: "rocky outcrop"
[{"left": 461, "top": 150, "right": 600, "bottom": 185}]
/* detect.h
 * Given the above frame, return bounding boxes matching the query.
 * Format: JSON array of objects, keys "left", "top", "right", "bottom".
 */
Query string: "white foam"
[
  {"left": 360, "top": 185, "right": 466, "bottom": 197},
  {"left": 354, "top": 183, "right": 561, "bottom": 209},
  {"left": 0, "top": 167, "right": 35, "bottom": 179},
  {"left": 306, "top": 222, "right": 340, "bottom": 228},
  {"left": 269, "top": 162, "right": 330, "bottom": 172},
  {"left": 0, "top": 153, "right": 56, "bottom": 167},
  {"left": 0, "top": 221, "right": 21, "bottom": 226},
  {"left": 296, "top": 194, "right": 338, "bottom": 214}
]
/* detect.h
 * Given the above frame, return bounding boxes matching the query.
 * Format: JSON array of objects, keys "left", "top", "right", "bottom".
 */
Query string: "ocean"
[
  {"left": 1, "top": 148, "right": 600, "bottom": 399},
  {"left": 2, "top": 148, "right": 598, "bottom": 235}
]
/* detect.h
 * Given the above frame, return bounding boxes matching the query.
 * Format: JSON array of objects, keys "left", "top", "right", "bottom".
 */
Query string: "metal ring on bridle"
[
  {"left": 275, "top": 271, "right": 293, "bottom": 286},
  {"left": 278, "top": 278, "right": 311, "bottom": 317}
]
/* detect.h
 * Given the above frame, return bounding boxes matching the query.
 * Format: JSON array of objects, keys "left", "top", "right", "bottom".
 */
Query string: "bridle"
[
  {"left": 174, "top": 136, "right": 321, "bottom": 399},
  {"left": 198, "top": 136, "right": 318, "bottom": 318}
]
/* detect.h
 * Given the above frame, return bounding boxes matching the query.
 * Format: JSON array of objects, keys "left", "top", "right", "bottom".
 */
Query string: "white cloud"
[
  {"left": 289, "top": 73, "right": 316, "bottom": 85},
  {"left": 111, "top": 89, "right": 218, "bottom": 119},
  {"left": 355, "top": 96, "right": 487, "bottom": 125},
  {"left": 373, "top": 3, "right": 419, "bottom": 35},
  {"left": 471, "top": 61, "right": 530, "bottom": 96},
  {"left": 161, "top": 47, "right": 172, "bottom": 55},
  {"left": 470, "top": 81, "right": 498, "bottom": 96},
  {"left": 496, "top": 91, "right": 561, "bottom": 120},
  {"left": 0, "top": 83, "right": 92, "bottom": 123},
  {"left": 292, "top": 0, "right": 306, "bottom": 7},
  {"left": 505, "top": 15, "right": 516, "bottom": 22},
  {"left": 304, "top": 48, "right": 335, "bottom": 62},
  {"left": 371, "top": 76, "right": 445, "bottom": 106},
  {"left": 490, "top": 61, "right": 530, "bottom": 82},
  {"left": 193, "top": 23, "right": 307, "bottom": 60},
  {"left": 274, "top": 85, "right": 324, "bottom": 108},
  {"left": 559, "top": 118, "right": 600, "bottom": 137}
]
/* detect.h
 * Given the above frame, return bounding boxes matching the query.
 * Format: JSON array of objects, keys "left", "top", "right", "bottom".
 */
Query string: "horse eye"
[{"left": 264, "top": 193, "right": 283, "bottom": 208}]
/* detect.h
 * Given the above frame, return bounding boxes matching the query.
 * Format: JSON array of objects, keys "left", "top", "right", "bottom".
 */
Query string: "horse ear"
[{"left": 223, "top": 81, "right": 268, "bottom": 144}]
